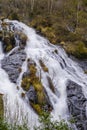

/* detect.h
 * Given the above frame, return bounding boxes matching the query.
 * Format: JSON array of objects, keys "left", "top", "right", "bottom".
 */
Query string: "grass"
[{"left": 0, "top": 112, "right": 72, "bottom": 130}]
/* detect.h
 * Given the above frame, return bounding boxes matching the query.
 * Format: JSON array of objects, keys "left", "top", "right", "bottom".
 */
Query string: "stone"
[
  {"left": 1, "top": 48, "right": 26, "bottom": 83},
  {"left": 26, "top": 85, "right": 37, "bottom": 103},
  {"left": 67, "top": 80, "right": 87, "bottom": 130}
]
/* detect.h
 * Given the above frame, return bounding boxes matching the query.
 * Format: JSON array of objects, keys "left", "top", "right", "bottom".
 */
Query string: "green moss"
[
  {"left": 5, "top": 44, "right": 13, "bottom": 52},
  {"left": 30, "top": 103, "right": 42, "bottom": 115},
  {"left": 21, "top": 62, "right": 46, "bottom": 114},
  {"left": 2, "top": 31, "right": 15, "bottom": 52},
  {"left": 64, "top": 41, "right": 87, "bottom": 59},
  {"left": 19, "top": 32, "right": 27, "bottom": 45},
  {"left": 0, "top": 94, "right": 4, "bottom": 118},
  {"left": 15, "top": 32, "right": 27, "bottom": 46},
  {"left": 41, "top": 27, "right": 56, "bottom": 44},
  {"left": 39, "top": 60, "right": 48, "bottom": 72},
  {"left": 29, "top": 64, "right": 37, "bottom": 75},
  {"left": 21, "top": 76, "right": 31, "bottom": 91},
  {"left": 33, "top": 81, "right": 45, "bottom": 105},
  {"left": 1, "top": 22, "right": 27, "bottom": 52}
]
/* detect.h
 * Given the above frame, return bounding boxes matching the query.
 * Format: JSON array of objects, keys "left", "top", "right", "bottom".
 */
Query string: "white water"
[
  {"left": 0, "top": 20, "right": 87, "bottom": 129},
  {"left": 0, "top": 42, "right": 38, "bottom": 129}
]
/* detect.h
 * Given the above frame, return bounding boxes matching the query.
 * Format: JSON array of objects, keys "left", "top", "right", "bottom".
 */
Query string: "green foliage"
[
  {"left": 0, "top": 0, "right": 87, "bottom": 58},
  {"left": 0, "top": 113, "right": 73, "bottom": 130},
  {"left": 10, "top": 12, "right": 19, "bottom": 20},
  {"left": 39, "top": 60, "right": 48, "bottom": 72},
  {"left": 0, "top": 118, "right": 10, "bottom": 130},
  {"left": 21, "top": 63, "right": 46, "bottom": 114},
  {"left": 0, "top": 118, "right": 29, "bottom": 130},
  {"left": 64, "top": 41, "right": 87, "bottom": 59},
  {"left": 34, "top": 112, "right": 72, "bottom": 130}
]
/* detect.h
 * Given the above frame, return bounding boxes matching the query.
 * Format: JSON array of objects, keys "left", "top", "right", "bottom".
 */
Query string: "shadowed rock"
[
  {"left": 1, "top": 48, "right": 26, "bottom": 83},
  {"left": 26, "top": 85, "right": 37, "bottom": 103},
  {"left": 67, "top": 80, "right": 87, "bottom": 130}
]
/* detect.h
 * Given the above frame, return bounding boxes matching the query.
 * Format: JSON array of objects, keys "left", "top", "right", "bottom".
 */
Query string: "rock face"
[
  {"left": 26, "top": 85, "right": 37, "bottom": 103},
  {"left": 67, "top": 81, "right": 87, "bottom": 130},
  {"left": 78, "top": 60, "right": 87, "bottom": 73},
  {"left": 1, "top": 48, "right": 26, "bottom": 83},
  {"left": 70, "top": 56, "right": 87, "bottom": 72}
]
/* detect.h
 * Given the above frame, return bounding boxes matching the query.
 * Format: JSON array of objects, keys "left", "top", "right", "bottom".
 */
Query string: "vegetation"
[
  {"left": 35, "top": 112, "right": 72, "bottom": 130},
  {"left": 0, "top": 22, "right": 27, "bottom": 52},
  {"left": 0, "top": 117, "right": 29, "bottom": 130},
  {"left": 39, "top": 60, "right": 48, "bottom": 72},
  {"left": 0, "top": 112, "right": 72, "bottom": 130},
  {"left": 0, "top": 0, "right": 87, "bottom": 58},
  {"left": 21, "top": 62, "right": 47, "bottom": 114},
  {"left": 64, "top": 41, "right": 87, "bottom": 59},
  {"left": 0, "top": 94, "right": 3, "bottom": 118}
]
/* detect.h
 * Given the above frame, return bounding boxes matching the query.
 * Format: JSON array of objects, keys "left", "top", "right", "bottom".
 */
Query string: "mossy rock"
[
  {"left": 21, "top": 76, "right": 31, "bottom": 91},
  {"left": 2, "top": 32, "right": 15, "bottom": 52},
  {"left": 21, "top": 61, "right": 50, "bottom": 114},
  {"left": 29, "top": 64, "right": 37, "bottom": 75},
  {"left": 0, "top": 94, "right": 4, "bottom": 118},
  {"left": 19, "top": 32, "right": 27, "bottom": 45},
  {"left": 15, "top": 32, "right": 27, "bottom": 46},
  {"left": 30, "top": 103, "right": 42, "bottom": 115},
  {"left": 33, "top": 81, "right": 45, "bottom": 105},
  {"left": 39, "top": 60, "right": 48, "bottom": 72}
]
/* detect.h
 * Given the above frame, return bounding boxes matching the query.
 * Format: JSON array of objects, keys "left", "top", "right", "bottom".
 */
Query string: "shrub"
[
  {"left": 34, "top": 112, "right": 72, "bottom": 130},
  {"left": 10, "top": 12, "right": 19, "bottom": 21},
  {"left": 64, "top": 41, "right": 87, "bottom": 59},
  {"left": 0, "top": 118, "right": 29, "bottom": 130}
]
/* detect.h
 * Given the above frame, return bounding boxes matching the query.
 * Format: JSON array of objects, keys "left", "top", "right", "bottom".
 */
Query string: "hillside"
[{"left": 0, "top": 0, "right": 87, "bottom": 59}]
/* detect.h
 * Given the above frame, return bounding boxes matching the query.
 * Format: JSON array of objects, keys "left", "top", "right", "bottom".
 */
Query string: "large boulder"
[
  {"left": 67, "top": 81, "right": 87, "bottom": 130},
  {"left": 1, "top": 48, "right": 26, "bottom": 83}
]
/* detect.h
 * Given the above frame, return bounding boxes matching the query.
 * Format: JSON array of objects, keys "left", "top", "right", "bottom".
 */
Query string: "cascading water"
[
  {"left": 0, "top": 19, "right": 87, "bottom": 129},
  {"left": 0, "top": 39, "right": 38, "bottom": 129}
]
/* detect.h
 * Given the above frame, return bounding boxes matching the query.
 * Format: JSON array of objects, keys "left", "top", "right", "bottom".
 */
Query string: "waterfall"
[
  {"left": 0, "top": 41, "right": 38, "bottom": 129},
  {"left": 0, "top": 19, "right": 87, "bottom": 129}
]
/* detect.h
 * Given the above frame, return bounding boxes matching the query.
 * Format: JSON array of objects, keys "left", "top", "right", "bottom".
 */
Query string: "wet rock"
[
  {"left": 78, "top": 60, "right": 87, "bottom": 73},
  {"left": 26, "top": 85, "right": 37, "bottom": 103},
  {"left": 67, "top": 80, "right": 87, "bottom": 130},
  {"left": 39, "top": 60, "right": 48, "bottom": 72},
  {"left": 1, "top": 48, "right": 26, "bottom": 83},
  {"left": 43, "top": 89, "right": 53, "bottom": 112},
  {"left": 70, "top": 56, "right": 87, "bottom": 72},
  {"left": 0, "top": 94, "right": 3, "bottom": 118},
  {"left": 47, "top": 76, "right": 55, "bottom": 93},
  {"left": 22, "top": 71, "right": 30, "bottom": 79}
]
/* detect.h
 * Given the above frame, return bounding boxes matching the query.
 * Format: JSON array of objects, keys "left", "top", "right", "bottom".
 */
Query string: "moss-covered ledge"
[
  {"left": 21, "top": 60, "right": 52, "bottom": 114},
  {"left": 62, "top": 41, "right": 87, "bottom": 59},
  {"left": 0, "top": 21, "right": 27, "bottom": 53}
]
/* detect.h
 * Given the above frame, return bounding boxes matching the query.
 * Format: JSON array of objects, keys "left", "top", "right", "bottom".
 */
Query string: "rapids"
[{"left": 0, "top": 19, "right": 87, "bottom": 129}]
